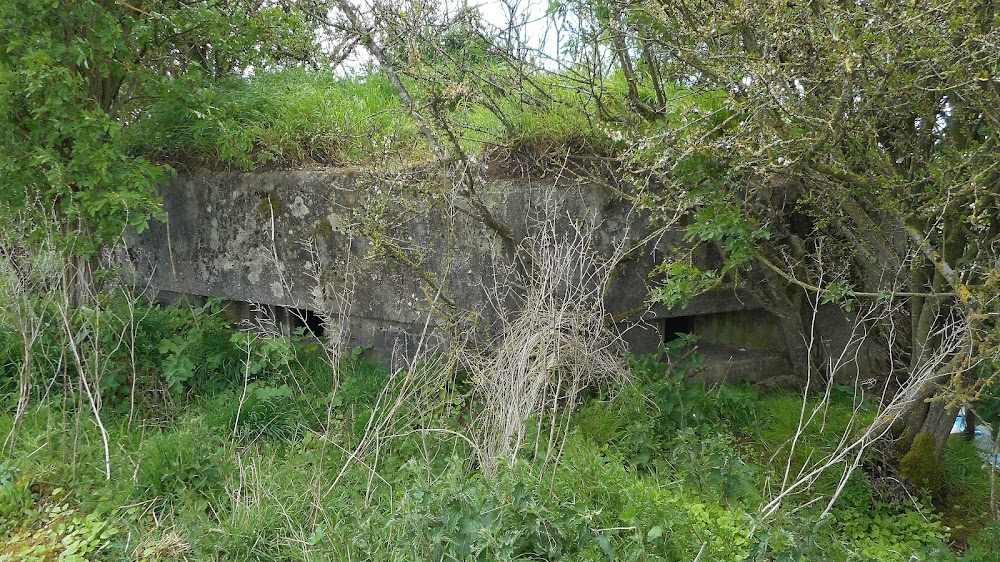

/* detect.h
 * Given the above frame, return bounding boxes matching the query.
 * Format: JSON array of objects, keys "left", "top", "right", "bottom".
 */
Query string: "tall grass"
[
  {"left": 0, "top": 289, "right": 988, "bottom": 561},
  {"left": 0, "top": 354, "right": 982, "bottom": 561},
  {"left": 124, "top": 67, "right": 638, "bottom": 170},
  {"left": 127, "top": 69, "right": 426, "bottom": 169}
]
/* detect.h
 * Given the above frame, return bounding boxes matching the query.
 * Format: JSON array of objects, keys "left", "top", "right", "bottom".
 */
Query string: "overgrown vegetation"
[
  {"left": 0, "top": 301, "right": 993, "bottom": 560},
  {"left": 125, "top": 71, "right": 425, "bottom": 169},
  {"left": 122, "top": 66, "right": 633, "bottom": 170},
  {"left": 5, "top": 0, "right": 1000, "bottom": 558}
]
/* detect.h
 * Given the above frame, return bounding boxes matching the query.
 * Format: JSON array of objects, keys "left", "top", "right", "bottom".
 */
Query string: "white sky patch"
[
  {"left": 333, "top": 0, "right": 561, "bottom": 74},
  {"left": 474, "top": 0, "right": 552, "bottom": 44},
  {"left": 934, "top": 97, "right": 951, "bottom": 136}
]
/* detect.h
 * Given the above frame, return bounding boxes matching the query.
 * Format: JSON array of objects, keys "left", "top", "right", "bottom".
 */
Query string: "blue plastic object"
[
  {"left": 951, "top": 406, "right": 998, "bottom": 468},
  {"left": 951, "top": 406, "right": 967, "bottom": 434}
]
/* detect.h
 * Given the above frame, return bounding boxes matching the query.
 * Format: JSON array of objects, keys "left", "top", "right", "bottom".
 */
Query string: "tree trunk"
[
  {"left": 898, "top": 385, "right": 959, "bottom": 459},
  {"left": 62, "top": 252, "right": 97, "bottom": 309}
]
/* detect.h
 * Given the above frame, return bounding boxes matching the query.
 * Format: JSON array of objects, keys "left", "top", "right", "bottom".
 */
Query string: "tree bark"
[{"left": 898, "top": 385, "right": 960, "bottom": 459}]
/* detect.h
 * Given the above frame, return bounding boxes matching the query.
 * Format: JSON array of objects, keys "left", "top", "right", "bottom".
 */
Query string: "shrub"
[{"left": 664, "top": 429, "right": 759, "bottom": 506}]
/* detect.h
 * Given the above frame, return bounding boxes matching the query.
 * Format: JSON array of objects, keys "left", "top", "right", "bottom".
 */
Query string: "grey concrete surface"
[{"left": 130, "top": 169, "right": 801, "bottom": 382}]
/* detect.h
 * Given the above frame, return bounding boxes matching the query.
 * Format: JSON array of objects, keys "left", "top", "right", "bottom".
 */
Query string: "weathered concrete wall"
[{"left": 131, "top": 169, "right": 795, "bottom": 382}]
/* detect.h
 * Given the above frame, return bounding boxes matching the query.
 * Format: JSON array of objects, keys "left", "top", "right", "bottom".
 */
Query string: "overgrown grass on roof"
[
  {"left": 125, "top": 67, "right": 642, "bottom": 170},
  {"left": 126, "top": 69, "right": 426, "bottom": 169}
]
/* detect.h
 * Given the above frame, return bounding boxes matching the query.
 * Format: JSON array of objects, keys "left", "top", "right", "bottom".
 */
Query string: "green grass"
[
  {"left": 743, "top": 390, "right": 878, "bottom": 470},
  {"left": 127, "top": 69, "right": 426, "bottom": 169},
  {"left": 940, "top": 437, "right": 997, "bottom": 547},
  {"left": 0, "top": 306, "right": 989, "bottom": 561},
  {"left": 124, "top": 67, "right": 635, "bottom": 170}
]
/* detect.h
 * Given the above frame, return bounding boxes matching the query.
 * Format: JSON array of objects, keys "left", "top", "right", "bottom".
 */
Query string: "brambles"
[{"left": 465, "top": 211, "right": 631, "bottom": 475}]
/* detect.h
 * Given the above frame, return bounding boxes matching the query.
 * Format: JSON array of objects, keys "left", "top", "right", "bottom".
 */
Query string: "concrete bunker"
[
  {"left": 128, "top": 169, "right": 867, "bottom": 389},
  {"left": 222, "top": 300, "right": 327, "bottom": 339},
  {"left": 658, "top": 309, "right": 793, "bottom": 386}
]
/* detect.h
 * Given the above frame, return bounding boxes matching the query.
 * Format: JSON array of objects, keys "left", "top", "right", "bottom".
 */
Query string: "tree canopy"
[
  {"left": 0, "top": 0, "right": 322, "bottom": 257},
  {"left": 545, "top": 0, "right": 1000, "bottom": 455}
]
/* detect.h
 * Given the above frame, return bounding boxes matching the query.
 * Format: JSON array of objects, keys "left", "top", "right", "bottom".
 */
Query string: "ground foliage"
[{"left": 0, "top": 301, "right": 995, "bottom": 560}]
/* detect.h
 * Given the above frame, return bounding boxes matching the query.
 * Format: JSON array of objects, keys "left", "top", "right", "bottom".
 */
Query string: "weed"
[
  {"left": 399, "top": 456, "right": 608, "bottom": 561},
  {"left": 834, "top": 500, "right": 950, "bottom": 561},
  {"left": 147, "top": 300, "right": 245, "bottom": 396},
  {"left": 135, "top": 426, "right": 226, "bottom": 509},
  {"left": 0, "top": 485, "right": 118, "bottom": 562},
  {"left": 665, "top": 429, "right": 759, "bottom": 505}
]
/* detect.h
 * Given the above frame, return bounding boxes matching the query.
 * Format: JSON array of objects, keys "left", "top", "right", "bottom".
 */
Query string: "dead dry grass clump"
[
  {"left": 465, "top": 211, "right": 632, "bottom": 474},
  {"left": 133, "top": 533, "right": 193, "bottom": 561}
]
